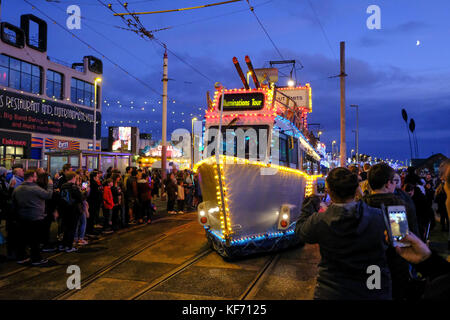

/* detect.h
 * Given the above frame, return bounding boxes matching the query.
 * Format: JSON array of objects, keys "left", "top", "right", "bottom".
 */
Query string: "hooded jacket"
[{"left": 296, "top": 196, "right": 392, "bottom": 300}]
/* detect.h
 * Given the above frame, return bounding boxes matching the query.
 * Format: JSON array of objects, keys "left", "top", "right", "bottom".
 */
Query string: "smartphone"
[
  {"left": 314, "top": 177, "right": 326, "bottom": 196},
  {"left": 387, "top": 205, "right": 410, "bottom": 247},
  {"left": 81, "top": 182, "right": 88, "bottom": 190}
]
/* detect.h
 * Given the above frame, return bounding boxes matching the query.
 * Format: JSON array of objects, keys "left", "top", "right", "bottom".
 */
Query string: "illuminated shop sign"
[
  {"left": 221, "top": 92, "right": 265, "bottom": 111},
  {"left": 0, "top": 90, "right": 101, "bottom": 139}
]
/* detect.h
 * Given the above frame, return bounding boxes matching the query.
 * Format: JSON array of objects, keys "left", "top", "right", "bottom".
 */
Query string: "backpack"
[{"left": 60, "top": 187, "right": 75, "bottom": 206}]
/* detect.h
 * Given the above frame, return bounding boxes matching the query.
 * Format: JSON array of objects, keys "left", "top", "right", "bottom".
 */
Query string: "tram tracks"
[
  {"left": 0, "top": 215, "right": 192, "bottom": 283},
  {"left": 53, "top": 221, "right": 196, "bottom": 300}
]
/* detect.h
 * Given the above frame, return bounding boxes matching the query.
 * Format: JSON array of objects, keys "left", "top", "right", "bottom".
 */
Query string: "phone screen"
[
  {"left": 388, "top": 207, "right": 409, "bottom": 246},
  {"left": 82, "top": 182, "right": 88, "bottom": 190},
  {"left": 316, "top": 178, "right": 326, "bottom": 195}
]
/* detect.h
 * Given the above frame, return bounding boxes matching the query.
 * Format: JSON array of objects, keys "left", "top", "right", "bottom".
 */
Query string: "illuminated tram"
[{"left": 194, "top": 56, "right": 322, "bottom": 258}]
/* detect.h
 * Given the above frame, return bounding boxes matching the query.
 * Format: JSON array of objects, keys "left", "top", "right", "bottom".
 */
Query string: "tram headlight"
[{"left": 278, "top": 205, "right": 291, "bottom": 230}]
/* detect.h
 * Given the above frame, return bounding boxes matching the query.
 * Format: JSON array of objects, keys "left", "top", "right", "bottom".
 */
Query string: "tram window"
[
  {"left": 279, "top": 137, "right": 288, "bottom": 162},
  {"left": 288, "top": 140, "right": 298, "bottom": 164},
  {"left": 46, "top": 69, "right": 63, "bottom": 99}
]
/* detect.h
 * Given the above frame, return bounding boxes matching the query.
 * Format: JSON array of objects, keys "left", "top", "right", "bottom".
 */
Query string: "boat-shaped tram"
[{"left": 194, "top": 56, "right": 324, "bottom": 258}]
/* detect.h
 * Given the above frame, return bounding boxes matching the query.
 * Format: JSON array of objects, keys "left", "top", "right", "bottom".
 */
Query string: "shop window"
[
  {"left": 15, "top": 147, "right": 24, "bottom": 156},
  {"left": 5, "top": 146, "right": 15, "bottom": 155}
]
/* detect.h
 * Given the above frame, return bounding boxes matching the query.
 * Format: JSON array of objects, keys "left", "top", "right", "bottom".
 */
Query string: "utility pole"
[
  {"left": 350, "top": 104, "right": 359, "bottom": 166},
  {"left": 339, "top": 41, "right": 347, "bottom": 167},
  {"left": 161, "top": 49, "right": 168, "bottom": 181}
]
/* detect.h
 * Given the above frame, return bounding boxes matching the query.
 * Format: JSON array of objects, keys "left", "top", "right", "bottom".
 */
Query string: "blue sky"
[{"left": 3, "top": 0, "right": 450, "bottom": 161}]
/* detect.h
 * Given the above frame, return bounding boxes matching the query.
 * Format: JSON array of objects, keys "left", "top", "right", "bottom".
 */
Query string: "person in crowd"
[
  {"left": 393, "top": 173, "right": 418, "bottom": 230},
  {"left": 151, "top": 173, "right": 160, "bottom": 201},
  {"left": 56, "top": 163, "right": 72, "bottom": 190},
  {"left": 1, "top": 166, "right": 17, "bottom": 260},
  {"left": 74, "top": 173, "right": 89, "bottom": 245},
  {"left": 177, "top": 179, "right": 185, "bottom": 214},
  {"left": 395, "top": 232, "right": 450, "bottom": 299},
  {"left": 58, "top": 171, "right": 83, "bottom": 253},
  {"left": 9, "top": 167, "right": 24, "bottom": 190},
  {"left": 439, "top": 159, "right": 450, "bottom": 249},
  {"left": 295, "top": 167, "right": 392, "bottom": 300},
  {"left": 184, "top": 170, "right": 194, "bottom": 210},
  {"left": 362, "top": 163, "right": 421, "bottom": 300},
  {"left": 36, "top": 170, "right": 59, "bottom": 252},
  {"left": 436, "top": 173, "right": 449, "bottom": 232},
  {"left": 86, "top": 170, "right": 103, "bottom": 237},
  {"left": 5, "top": 164, "right": 22, "bottom": 182},
  {"left": 360, "top": 163, "right": 371, "bottom": 181},
  {"left": 12, "top": 170, "right": 53, "bottom": 265},
  {"left": 126, "top": 168, "right": 139, "bottom": 224},
  {"left": 193, "top": 173, "right": 202, "bottom": 208},
  {"left": 111, "top": 173, "right": 123, "bottom": 230},
  {"left": 137, "top": 172, "right": 152, "bottom": 224},
  {"left": 166, "top": 173, "right": 178, "bottom": 214},
  {"left": 102, "top": 178, "right": 114, "bottom": 233}
]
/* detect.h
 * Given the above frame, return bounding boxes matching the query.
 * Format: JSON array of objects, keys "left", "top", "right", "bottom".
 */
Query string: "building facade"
[{"left": 0, "top": 14, "right": 102, "bottom": 168}]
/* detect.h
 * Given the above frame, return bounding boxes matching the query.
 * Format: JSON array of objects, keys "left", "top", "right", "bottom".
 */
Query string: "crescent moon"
[{"left": 416, "top": 40, "right": 420, "bottom": 46}]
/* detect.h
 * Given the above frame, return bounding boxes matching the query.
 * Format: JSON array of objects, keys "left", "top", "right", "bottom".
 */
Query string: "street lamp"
[
  {"left": 332, "top": 140, "right": 336, "bottom": 163},
  {"left": 191, "top": 117, "right": 198, "bottom": 169},
  {"left": 287, "top": 79, "right": 295, "bottom": 87},
  {"left": 93, "top": 77, "right": 102, "bottom": 152},
  {"left": 350, "top": 104, "right": 359, "bottom": 166}
]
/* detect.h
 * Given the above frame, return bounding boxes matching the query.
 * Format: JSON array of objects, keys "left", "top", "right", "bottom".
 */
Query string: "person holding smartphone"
[
  {"left": 296, "top": 167, "right": 392, "bottom": 300},
  {"left": 395, "top": 232, "right": 450, "bottom": 299}
]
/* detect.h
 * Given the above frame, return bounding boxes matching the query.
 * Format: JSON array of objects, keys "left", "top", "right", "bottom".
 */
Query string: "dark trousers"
[
  {"left": 62, "top": 212, "right": 80, "bottom": 249},
  {"left": 177, "top": 199, "right": 184, "bottom": 212},
  {"left": 167, "top": 198, "right": 175, "bottom": 212},
  {"left": 41, "top": 213, "right": 53, "bottom": 247},
  {"left": 140, "top": 200, "right": 153, "bottom": 220},
  {"left": 86, "top": 203, "right": 100, "bottom": 234},
  {"left": 5, "top": 216, "right": 19, "bottom": 258},
  {"left": 438, "top": 211, "right": 449, "bottom": 230},
  {"left": 16, "top": 219, "right": 44, "bottom": 262}
]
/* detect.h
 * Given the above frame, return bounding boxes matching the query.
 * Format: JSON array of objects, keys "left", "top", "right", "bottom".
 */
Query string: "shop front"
[{"left": 0, "top": 130, "right": 31, "bottom": 168}]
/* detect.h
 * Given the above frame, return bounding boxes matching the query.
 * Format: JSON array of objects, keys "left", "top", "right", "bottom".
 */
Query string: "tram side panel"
[{"left": 224, "top": 163, "right": 306, "bottom": 240}]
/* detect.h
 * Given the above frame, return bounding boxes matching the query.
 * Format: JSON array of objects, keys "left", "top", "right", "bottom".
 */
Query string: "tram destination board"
[
  {"left": 221, "top": 92, "right": 265, "bottom": 111},
  {"left": 0, "top": 90, "right": 101, "bottom": 139}
]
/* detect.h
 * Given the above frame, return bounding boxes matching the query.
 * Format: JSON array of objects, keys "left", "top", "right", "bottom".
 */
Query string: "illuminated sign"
[
  {"left": 221, "top": 92, "right": 265, "bottom": 111},
  {"left": 275, "top": 87, "right": 310, "bottom": 110}
]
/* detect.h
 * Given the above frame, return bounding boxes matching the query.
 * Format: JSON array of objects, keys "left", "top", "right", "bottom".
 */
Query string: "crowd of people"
[
  {"left": 297, "top": 159, "right": 450, "bottom": 300},
  {"left": 0, "top": 163, "right": 201, "bottom": 266}
]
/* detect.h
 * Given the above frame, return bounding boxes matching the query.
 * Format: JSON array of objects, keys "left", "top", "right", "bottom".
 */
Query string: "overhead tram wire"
[
  {"left": 23, "top": 0, "right": 162, "bottom": 97},
  {"left": 49, "top": 2, "right": 158, "bottom": 71},
  {"left": 98, "top": 0, "right": 214, "bottom": 83},
  {"left": 307, "top": 0, "right": 337, "bottom": 63},
  {"left": 245, "top": 0, "right": 286, "bottom": 64},
  {"left": 112, "top": 0, "right": 244, "bottom": 16}
]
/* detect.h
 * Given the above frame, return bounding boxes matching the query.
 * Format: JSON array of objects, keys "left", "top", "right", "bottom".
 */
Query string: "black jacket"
[
  {"left": 296, "top": 197, "right": 392, "bottom": 300},
  {"left": 59, "top": 182, "right": 83, "bottom": 216},
  {"left": 415, "top": 252, "right": 450, "bottom": 299},
  {"left": 363, "top": 193, "right": 420, "bottom": 300}
]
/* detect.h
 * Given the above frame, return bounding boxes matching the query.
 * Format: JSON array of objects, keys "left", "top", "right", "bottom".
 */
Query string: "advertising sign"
[
  {"left": 275, "top": 87, "right": 310, "bottom": 110},
  {"left": 0, "top": 90, "right": 101, "bottom": 139}
]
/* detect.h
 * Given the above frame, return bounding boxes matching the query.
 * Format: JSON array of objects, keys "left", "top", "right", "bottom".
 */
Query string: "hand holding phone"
[{"left": 387, "top": 205, "right": 411, "bottom": 247}]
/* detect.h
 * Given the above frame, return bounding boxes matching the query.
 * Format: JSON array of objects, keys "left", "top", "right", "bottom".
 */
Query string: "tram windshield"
[{"left": 205, "top": 125, "right": 269, "bottom": 161}]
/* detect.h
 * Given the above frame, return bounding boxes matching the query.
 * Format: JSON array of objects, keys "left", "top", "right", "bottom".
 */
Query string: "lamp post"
[
  {"left": 93, "top": 77, "right": 102, "bottom": 152},
  {"left": 350, "top": 104, "right": 359, "bottom": 167},
  {"left": 332, "top": 140, "right": 336, "bottom": 164},
  {"left": 191, "top": 117, "right": 197, "bottom": 169}
]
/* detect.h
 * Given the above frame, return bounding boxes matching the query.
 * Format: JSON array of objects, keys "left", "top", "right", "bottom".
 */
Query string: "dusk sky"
[{"left": 4, "top": 0, "right": 450, "bottom": 161}]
